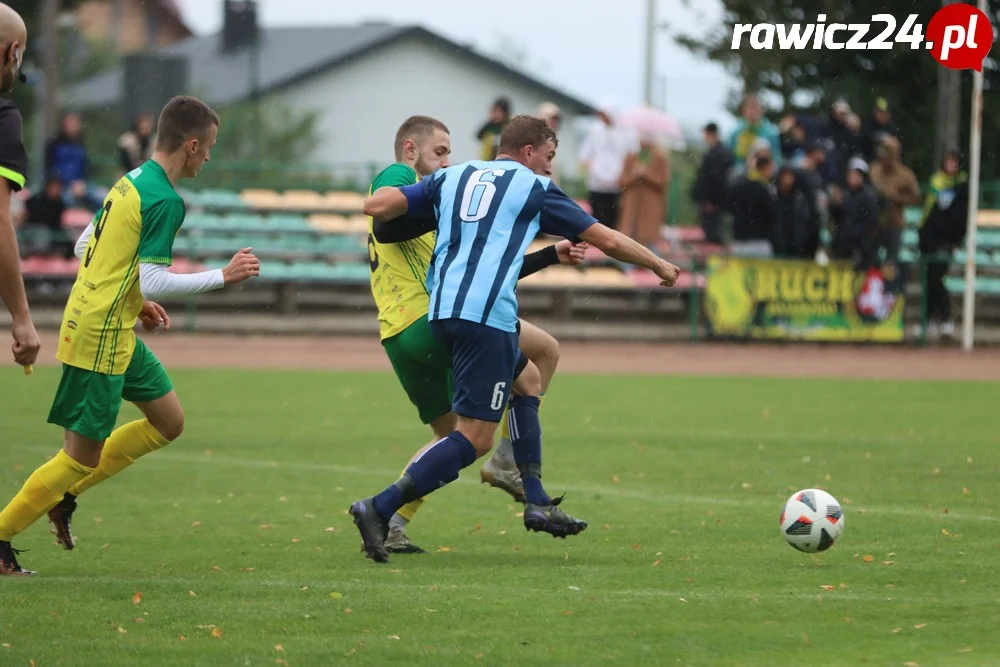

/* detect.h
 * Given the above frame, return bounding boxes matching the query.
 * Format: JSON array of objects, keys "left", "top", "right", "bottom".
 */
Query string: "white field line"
[
  {"left": 13, "top": 575, "right": 969, "bottom": 604},
  {"left": 9, "top": 444, "right": 999, "bottom": 524}
]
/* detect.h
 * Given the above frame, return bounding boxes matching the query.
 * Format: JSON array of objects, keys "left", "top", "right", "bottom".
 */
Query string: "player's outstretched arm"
[
  {"left": 0, "top": 180, "right": 41, "bottom": 366},
  {"left": 138, "top": 248, "right": 260, "bottom": 299},
  {"left": 518, "top": 241, "right": 586, "bottom": 280},
  {"left": 539, "top": 185, "right": 678, "bottom": 287},
  {"left": 579, "top": 224, "right": 679, "bottom": 287},
  {"left": 363, "top": 188, "right": 409, "bottom": 222}
]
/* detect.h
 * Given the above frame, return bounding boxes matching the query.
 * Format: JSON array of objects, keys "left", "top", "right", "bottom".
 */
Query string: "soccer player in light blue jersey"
[{"left": 350, "top": 115, "right": 680, "bottom": 563}]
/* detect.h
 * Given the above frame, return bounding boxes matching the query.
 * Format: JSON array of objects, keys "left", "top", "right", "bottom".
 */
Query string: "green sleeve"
[
  {"left": 138, "top": 197, "right": 186, "bottom": 265},
  {"left": 371, "top": 163, "right": 417, "bottom": 192}
]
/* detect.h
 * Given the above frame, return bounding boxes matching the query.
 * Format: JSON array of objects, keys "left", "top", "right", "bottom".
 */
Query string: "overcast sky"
[{"left": 174, "top": 0, "right": 740, "bottom": 132}]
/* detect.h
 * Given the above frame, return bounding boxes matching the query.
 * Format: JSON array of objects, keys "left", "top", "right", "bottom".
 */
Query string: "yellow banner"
[{"left": 704, "top": 257, "right": 906, "bottom": 342}]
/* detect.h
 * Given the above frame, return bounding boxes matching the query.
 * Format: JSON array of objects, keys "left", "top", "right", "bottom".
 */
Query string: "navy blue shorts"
[{"left": 430, "top": 318, "right": 520, "bottom": 422}]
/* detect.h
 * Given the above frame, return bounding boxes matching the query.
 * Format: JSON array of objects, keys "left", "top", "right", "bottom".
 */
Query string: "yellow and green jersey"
[
  {"left": 58, "top": 160, "right": 185, "bottom": 375},
  {"left": 367, "top": 162, "right": 436, "bottom": 340}
]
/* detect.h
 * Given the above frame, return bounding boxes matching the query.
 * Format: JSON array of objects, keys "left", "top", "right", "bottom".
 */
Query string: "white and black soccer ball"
[{"left": 780, "top": 488, "right": 844, "bottom": 553}]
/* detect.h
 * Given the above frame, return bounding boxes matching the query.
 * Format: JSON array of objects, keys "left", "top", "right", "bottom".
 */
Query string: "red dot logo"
[{"left": 926, "top": 4, "right": 994, "bottom": 71}]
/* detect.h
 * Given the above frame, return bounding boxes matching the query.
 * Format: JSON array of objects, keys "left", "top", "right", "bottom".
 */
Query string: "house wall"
[{"left": 272, "top": 34, "right": 587, "bottom": 184}]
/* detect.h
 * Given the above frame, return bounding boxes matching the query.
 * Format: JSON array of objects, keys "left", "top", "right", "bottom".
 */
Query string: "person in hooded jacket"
[
  {"left": 830, "top": 158, "right": 881, "bottom": 269},
  {"left": 869, "top": 134, "right": 920, "bottom": 266},
  {"left": 916, "top": 150, "right": 968, "bottom": 339}
]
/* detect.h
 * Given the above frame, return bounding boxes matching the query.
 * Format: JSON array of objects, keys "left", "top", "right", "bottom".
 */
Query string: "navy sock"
[
  {"left": 509, "top": 395, "right": 550, "bottom": 505},
  {"left": 372, "top": 432, "right": 478, "bottom": 520}
]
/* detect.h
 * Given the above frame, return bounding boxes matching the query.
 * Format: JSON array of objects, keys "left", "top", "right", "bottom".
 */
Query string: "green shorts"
[
  {"left": 383, "top": 315, "right": 453, "bottom": 425},
  {"left": 47, "top": 338, "right": 173, "bottom": 442}
]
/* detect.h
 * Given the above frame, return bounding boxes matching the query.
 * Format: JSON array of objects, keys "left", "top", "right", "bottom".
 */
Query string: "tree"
[{"left": 675, "top": 0, "right": 1000, "bottom": 181}]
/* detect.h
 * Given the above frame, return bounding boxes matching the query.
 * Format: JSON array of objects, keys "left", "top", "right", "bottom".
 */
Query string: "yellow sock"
[
  {"left": 499, "top": 404, "right": 511, "bottom": 441},
  {"left": 67, "top": 419, "right": 170, "bottom": 497},
  {"left": 0, "top": 450, "right": 95, "bottom": 541}
]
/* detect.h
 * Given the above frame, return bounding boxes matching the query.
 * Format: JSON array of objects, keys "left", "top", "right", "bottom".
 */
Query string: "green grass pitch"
[{"left": 1, "top": 366, "right": 997, "bottom": 666}]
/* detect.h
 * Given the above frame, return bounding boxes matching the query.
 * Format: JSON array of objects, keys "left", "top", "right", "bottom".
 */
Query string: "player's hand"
[
  {"left": 139, "top": 300, "right": 170, "bottom": 332},
  {"left": 555, "top": 240, "right": 587, "bottom": 266},
  {"left": 223, "top": 247, "right": 260, "bottom": 285},
  {"left": 11, "top": 316, "right": 41, "bottom": 367},
  {"left": 655, "top": 260, "right": 681, "bottom": 288}
]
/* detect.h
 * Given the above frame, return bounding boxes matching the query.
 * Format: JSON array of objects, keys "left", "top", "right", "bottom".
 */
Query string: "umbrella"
[{"left": 617, "top": 106, "right": 686, "bottom": 150}]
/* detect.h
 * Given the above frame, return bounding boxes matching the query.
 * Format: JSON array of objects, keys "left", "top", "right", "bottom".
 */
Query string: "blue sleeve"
[
  {"left": 399, "top": 170, "right": 444, "bottom": 220},
  {"left": 539, "top": 185, "right": 597, "bottom": 241}
]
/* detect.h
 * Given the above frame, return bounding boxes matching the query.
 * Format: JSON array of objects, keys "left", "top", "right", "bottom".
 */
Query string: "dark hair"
[
  {"left": 393, "top": 115, "right": 449, "bottom": 161},
  {"left": 155, "top": 96, "right": 220, "bottom": 152},
  {"left": 703, "top": 122, "right": 718, "bottom": 134},
  {"left": 942, "top": 148, "right": 962, "bottom": 167},
  {"left": 493, "top": 97, "right": 511, "bottom": 115},
  {"left": 498, "top": 115, "right": 557, "bottom": 155}
]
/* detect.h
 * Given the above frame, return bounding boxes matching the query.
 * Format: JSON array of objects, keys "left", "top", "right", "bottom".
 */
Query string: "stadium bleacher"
[{"left": 16, "top": 185, "right": 1000, "bottom": 320}]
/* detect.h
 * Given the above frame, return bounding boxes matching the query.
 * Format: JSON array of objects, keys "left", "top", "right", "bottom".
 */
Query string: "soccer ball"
[{"left": 780, "top": 489, "right": 844, "bottom": 553}]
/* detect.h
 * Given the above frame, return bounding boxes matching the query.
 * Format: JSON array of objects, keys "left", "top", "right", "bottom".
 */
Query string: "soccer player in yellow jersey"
[
  {"left": 368, "top": 116, "right": 582, "bottom": 553},
  {"left": 0, "top": 96, "right": 260, "bottom": 575}
]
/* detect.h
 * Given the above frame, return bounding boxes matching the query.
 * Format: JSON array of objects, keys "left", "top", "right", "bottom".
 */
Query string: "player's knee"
[
  {"left": 152, "top": 411, "right": 184, "bottom": 442},
  {"left": 513, "top": 360, "right": 542, "bottom": 397}
]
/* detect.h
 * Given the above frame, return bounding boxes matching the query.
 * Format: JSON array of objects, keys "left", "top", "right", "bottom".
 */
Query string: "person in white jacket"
[{"left": 579, "top": 100, "right": 637, "bottom": 230}]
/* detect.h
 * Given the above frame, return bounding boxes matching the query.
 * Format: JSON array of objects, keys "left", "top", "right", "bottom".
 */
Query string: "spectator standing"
[
  {"left": 869, "top": 134, "right": 920, "bottom": 265},
  {"left": 830, "top": 158, "right": 881, "bottom": 268},
  {"left": 727, "top": 92, "right": 781, "bottom": 166},
  {"left": 916, "top": 150, "right": 968, "bottom": 340},
  {"left": 728, "top": 148, "right": 777, "bottom": 256},
  {"left": 118, "top": 112, "right": 155, "bottom": 173},
  {"left": 796, "top": 140, "right": 828, "bottom": 257},
  {"left": 475, "top": 97, "right": 510, "bottom": 161},
  {"left": 617, "top": 133, "right": 669, "bottom": 248},
  {"left": 579, "top": 100, "right": 635, "bottom": 230},
  {"left": 691, "top": 122, "right": 732, "bottom": 244},
  {"left": 774, "top": 166, "right": 813, "bottom": 258},
  {"left": 536, "top": 102, "right": 562, "bottom": 186},
  {"left": 45, "top": 113, "right": 88, "bottom": 194},
  {"left": 21, "top": 175, "right": 68, "bottom": 258},
  {"left": 822, "top": 99, "right": 859, "bottom": 185},
  {"left": 861, "top": 97, "right": 901, "bottom": 163}
]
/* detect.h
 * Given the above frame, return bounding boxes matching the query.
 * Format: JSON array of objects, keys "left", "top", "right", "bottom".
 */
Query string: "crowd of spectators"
[{"left": 691, "top": 92, "right": 971, "bottom": 337}]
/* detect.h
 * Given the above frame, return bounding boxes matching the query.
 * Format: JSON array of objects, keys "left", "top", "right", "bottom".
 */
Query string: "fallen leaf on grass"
[
  {"left": 741, "top": 482, "right": 752, "bottom": 489},
  {"left": 958, "top": 647, "right": 973, "bottom": 653},
  {"left": 612, "top": 475, "right": 620, "bottom": 483},
  {"left": 276, "top": 660, "right": 288, "bottom": 666},
  {"left": 678, "top": 598, "right": 688, "bottom": 603},
  {"left": 437, "top": 546, "right": 452, "bottom": 553},
  {"left": 563, "top": 610, "right": 573, "bottom": 616},
  {"left": 188, "top": 591, "right": 197, "bottom": 597},
  {"left": 892, "top": 628, "right": 902, "bottom": 634},
  {"left": 820, "top": 585, "right": 835, "bottom": 592},
  {"left": 324, "top": 527, "right": 336, "bottom": 533},
  {"left": 178, "top": 634, "right": 186, "bottom": 641},
  {"left": 882, "top": 561, "right": 895, "bottom": 566},
  {"left": 134, "top": 618, "right": 145, "bottom": 624},
  {"left": 963, "top": 488, "right": 970, "bottom": 495},
  {"left": 651, "top": 559, "right": 663, "bottom": 567},
  {"left": 344, "top": 608, "right": 352, "bottom": 614},
  {"left": 191, "top": 521, "right": 201, "bottom": 527},
  {"left": 117, "top": 626, "right": 127, "bottom": 634},
  {"left": 211, "top": 566, "right": 223, "bottom": 571},
  {"left": 211, "top": 628, "right": 223, "bottom": 639},
  {"left": 801, "top": 632, "right": 810, "bottom": 645},
  {"left": 132, "top": 592, "right": 142, "bottom": 605},
  {"left": 239, "top": 567, "right": 255, "bottom": 572},
  {"left": 568, "top": 586, "right": 581, "bottom": 591},
  {"left": 863, "top": 555, "right": 874, "bottom": 563},
  {"left": 329, "top": 592, "right": 343, "bottom": 600},
  {"left": 839, "top": 583, "right": 847, "bottom": 589},
  {"left": 914, "top": 624, "right": 927, "bottom": 630},
  {"left": 291, "top": 538, "right": 301, "bottom": 544},
  {"left": 260, "top": 524, "right": 271, "bottom": 529},
  {"left": 0, "top": 643, "right": 8, "bottom": 649},
  {"left": 903, "top": 663, "right": 919, "bottom": 667},
  {"left": 29, "top": 660, "right": 35, "bottom": 667},
  {"left": 425, "top": 608, "right": 436, "bottom": 613},
  {"left": 388, "top": 634, "right": 401, "bottom": 640},
  {"left": 474, "top": 653, "right": 484, "bottom": 660},
  {"left": 94, "top": 517, "right": 103, "bottom": 523},
  {"left": 101, "top": 543, "right": 109, "bottom": 550},
  {"left": 602, "top": 524, "right": 610, "bottom": 530}
]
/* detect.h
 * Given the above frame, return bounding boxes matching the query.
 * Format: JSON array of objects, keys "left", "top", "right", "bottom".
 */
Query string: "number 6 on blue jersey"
[{"left": 460, "top": 169, "right": 506, "bottom": 222}]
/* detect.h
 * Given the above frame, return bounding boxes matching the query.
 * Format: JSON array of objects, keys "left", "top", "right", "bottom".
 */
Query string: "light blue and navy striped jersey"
[{"left": 399, "top": 158, "right": 596, "bottom": 333}]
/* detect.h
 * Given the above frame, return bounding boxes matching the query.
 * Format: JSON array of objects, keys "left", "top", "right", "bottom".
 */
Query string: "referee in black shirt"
[{"left": 0, "top": 3, "right": 40, "bottom": 369}]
